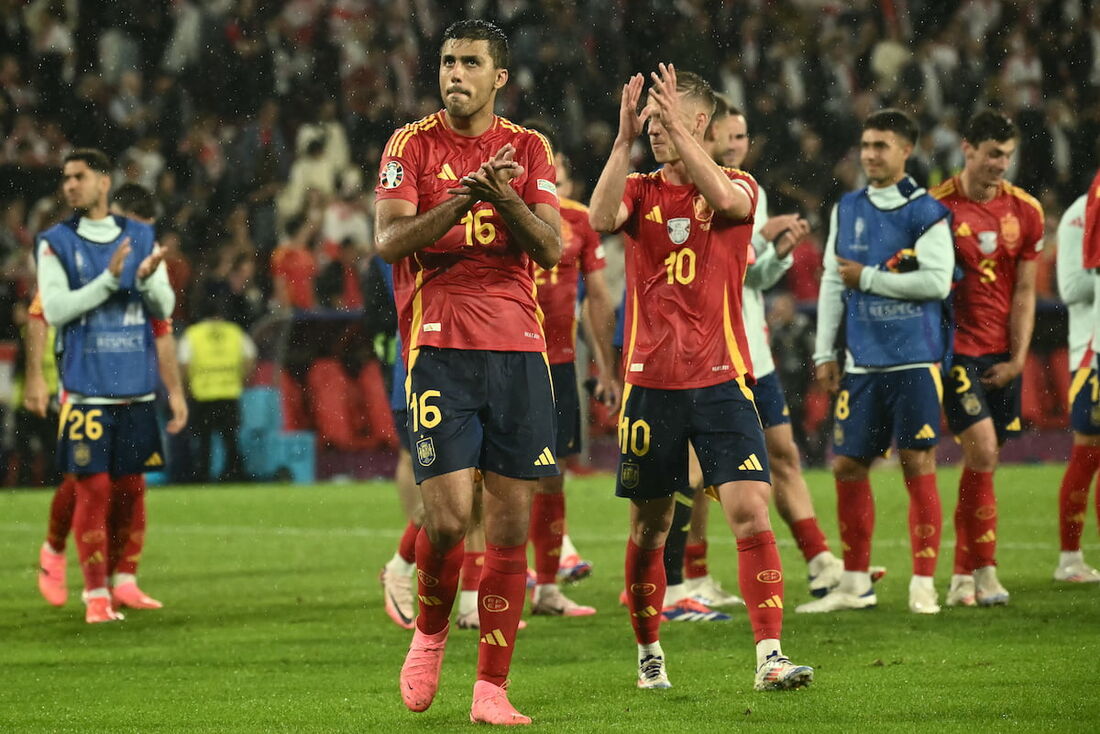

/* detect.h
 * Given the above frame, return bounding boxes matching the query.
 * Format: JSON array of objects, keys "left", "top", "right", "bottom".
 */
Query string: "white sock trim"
[{"left": 755, "top": 639, "right": 783, "bottom": 668}]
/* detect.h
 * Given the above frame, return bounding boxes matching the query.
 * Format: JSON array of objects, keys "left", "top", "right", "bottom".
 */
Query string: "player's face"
[
  {"left": 963, "top": 138, "right": 1016, "bottom": 188},
  {"left": 62, "top": 161, "right": 109, "bottom": 214},
  {"left": 859, "top": 128, "right": 911, "bottom": 186},
  {"left": 645, "top": 95, "right": 705, "bottom": 164},
  {"left": 706, "top": 114, "right": 749, "bottom": 168},
  {"left": 439, "top": 39, "right": 507, "bottom": 120}
]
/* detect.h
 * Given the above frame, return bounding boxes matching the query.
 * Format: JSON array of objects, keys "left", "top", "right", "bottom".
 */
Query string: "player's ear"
[{"left": 494, "top": 68, "right": 508, "bottom": 90}]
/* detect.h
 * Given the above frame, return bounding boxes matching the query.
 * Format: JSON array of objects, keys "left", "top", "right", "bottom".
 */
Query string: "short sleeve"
[
  {"left": 374, "top": 125, "right": 422, "bottom": 206},
  {"left": 519, "top": 132, "right": 560, "bottom": 210},
  {"left": 726, "top": 169, "right": 759, "bottom": 224},
  {"left": 578, "top": 217, "right": 606, "bottom": 274},
  {"left": 151, "top": 318, "right": 172, "bottom": 337},
  {"left": 1019, "top": 197, "right": 1045, "bottom": 261}
]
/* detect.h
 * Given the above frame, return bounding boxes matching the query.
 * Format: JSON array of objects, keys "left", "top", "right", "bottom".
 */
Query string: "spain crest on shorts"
[
  {"left": 416, "top": 437, "right": 436, "bottom": 467},
  {"left": 962, "top": 392, "right": 982, "bottom": 416},
  {"left": 667, "top": 218, "right": 690, "bottom": 245},
  {"left": 620, "top": 461, "right": 640, "bottom": 489}
]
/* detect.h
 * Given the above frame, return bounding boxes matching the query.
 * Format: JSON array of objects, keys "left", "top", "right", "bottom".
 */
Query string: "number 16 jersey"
[
  {"left": 375, "top": 111, "right": 560, "bottom": 360},
  {"left": 618, "top": 167, "right": 758, "bottom": 390}
]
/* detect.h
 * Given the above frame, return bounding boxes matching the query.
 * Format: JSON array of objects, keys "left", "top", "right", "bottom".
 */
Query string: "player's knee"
[
  {"left": 832, "top": 456, "right": 867, "bottom": 483},
  {"left": 963, "top": 443, "right": 998, "bottom": 472},
  {"left": 424, "top": 517, "right": 468, "bottom": 549}
]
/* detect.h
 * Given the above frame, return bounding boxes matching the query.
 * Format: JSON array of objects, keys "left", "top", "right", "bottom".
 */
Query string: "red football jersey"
[
  {"left": 1083, "top": 168, "right": 1100, "bottom": 270},
  {"left": 931, "top": 176, "right": 1044, "bottom": 357},
  {"left": 375, "top": 112, "right": 559, "bottom": 359},
  {"left": 618, "top": 168, "right": 757, "bottom": 390},
  {"left": 535, "top": 197, "right": 606, "bottom": 365}
]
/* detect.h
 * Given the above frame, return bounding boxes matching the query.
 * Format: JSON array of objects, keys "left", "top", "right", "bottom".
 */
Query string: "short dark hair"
[
  {"left": 672, "top": 71, "right": 716, "bottom": 117},
  {"left": 442, "top": 20, "right": 509, "bottom": 69},
  {"left": 706, "top": 94, "right": 744, "bottom": 140},
  {"left": 864, "top": 108, "right": 919, "bottom": 145},
  {"left": 963, "top": 109, "right": 1018, "bottom": 145},
  {"left": 64, "top": 148, "right": 112, "bottom": 174},
  {"left": 111, "top": 183, "right": 158, "bottom": 221}
]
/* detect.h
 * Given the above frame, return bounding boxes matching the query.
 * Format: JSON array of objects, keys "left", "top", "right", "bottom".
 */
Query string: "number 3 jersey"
[
  {"left": 375, "top": 111, "right": 560, "bottom": 360},
  {"left": 617, "top": 167, "right": 757, "bottom": 390},
  {"left": 930, "top": 176, "right": 1044, "bottom": 358}
]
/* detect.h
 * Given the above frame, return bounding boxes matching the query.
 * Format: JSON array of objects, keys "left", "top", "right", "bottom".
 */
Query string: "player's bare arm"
[
  {"left": 769, "top": 215, "right": 810, "bottom": 258},
  {"left": 983, "top": 257, "right": 1037, "bottom": 389},
  {"left": 155, "top": 334, "right": 188, "bottom": 434},
  {"left": 648, "top": 63, "right": 751, "bottom": 221},
  {"left": 836, "top": 257, "right": 864, "bottom": 289},
  {"left": 375, "top": 194, "right": 476, "bottom": 263},
  {"left": 589, "top": 74, "right": 646, "bottom": 233},
  {"left": 454, "top": 145, "right": 562, "bottom": 269},
  {"left": 815, "top": 361, "right": 840, "bottom": 395},
  {"left": 23, "top": 314, "right": 49, "bottom": 417},
  {"left": 579, "top": 268, "right": 622, "bottom": 412}
]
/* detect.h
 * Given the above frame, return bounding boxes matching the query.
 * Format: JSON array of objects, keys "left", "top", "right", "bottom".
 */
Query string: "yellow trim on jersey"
[
  {"left": 1069, "top": 366, "right": 1092, "bottom": 408},
  {"left": 1003, "top": 181, "right": 1044, "bottom": 218},
  {"left": 929, "top": 365, "right": 943, "bottom": 403},
  {"left": 720, "top": 286, "right": 751, "bottom": 386},
  {"left": 929, "top": 179, "right": 956, "bottom": 200},
  {"left": 560, "top": 197, "right": 588, "bottom": 212},
  {"left": 497, "top": 117, "right": 554, "bottom": 167},
  {"left": 385, "top": 114, "right": 440, "bottom": 158},
  {"left": 623, "top": 288, "right": 640, "bottom": 378}
]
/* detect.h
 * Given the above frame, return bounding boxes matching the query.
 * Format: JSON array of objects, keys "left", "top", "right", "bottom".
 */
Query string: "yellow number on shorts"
[
  {"left": 410, "top": 390, "right": 442, "bottom": 432},
  {"left": 617, "top": 415, "right": 651, "bottom": 456},
  {"left": 1090, "top": 373, "right": 1100, "bottom": 402},
  {"left": 461, "top": 209, "right": 496, "bottom": 246},
  {"left": 978, "top": 258, "right": 997, "bottom": 284},
  {"left": 663, "top": 247, "right": 696, "bottom": 285},
  {"left": 834, "top": 390, "right": 851, "bottom": 421},
  {"left": 951, "top": 365, "right": 972, "bottom": 394},
  {"left": 64, "top": 408, "right": 103, "bottom": 441}
]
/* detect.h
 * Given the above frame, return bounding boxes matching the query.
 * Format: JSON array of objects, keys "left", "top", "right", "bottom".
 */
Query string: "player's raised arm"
[
  {"left": 589, "top": 74, "right": 645, "bottom": 233},
  {"left": 648, "top": 63, "right": 752, "bottom": 221}
]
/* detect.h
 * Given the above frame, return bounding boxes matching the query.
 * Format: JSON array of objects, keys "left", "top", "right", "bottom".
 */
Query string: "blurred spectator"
[
  {"left": 321, "top": 168, "right": 370, "bottom": 253},
  {"left": 160, "top": 229, "right": 192, "bottom": 325},
  {"left": 316, "top": 239, "right": 365, "bottom": 312},
  {"left": 270, "top": 214, "right": 318, "bottom": 310},
  {"left": 767, "top": 291, "right": 824, "bottom": 467}
]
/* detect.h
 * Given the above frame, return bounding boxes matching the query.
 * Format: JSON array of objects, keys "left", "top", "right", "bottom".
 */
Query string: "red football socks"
[
  {"left": 530, "top": 492, "right": 565, "bottom": 584},
  {"left": 684, "top": 541, "right": 708, "bottom": 579},
  {"left": 72, "top": 473, "right": 112, "bottom": 591},
  {"left": 413, "top": 529, "right": 463, "bottom": 635},
  {"left": 476, "top": 543, "right": 528, "bottom": 686},
  {"left": 836, "top": 479, "right": 874, "bottom": 572},
  {"left": 737, "top": 531, "right": 784, "bottom": 642},
  {"left": 108, "top": 474, "right": 146, "bottom": 576},
  {"left": 46, "top": 475, "right": 77, "bottom": 552},
  {"left": 959, "top": 468, "right": 997, "bottom": 569},
  {"left": 1059, "top": 446, "right": 1100, "bottom": 551},
  {"left": 790, "top": 517, "right": 830, "bottom": 562},
  {"left": 624, "top": 538, "right": 664, "bottom": 645},
  {"left": 904, "top": 473, "right": 942, "bottom": 576},
  {"left": 461, "top": 550, "right": 484, "bottom": 592},
  {"left": 397, "top": 520, "right": 419, "bottom": 564}
]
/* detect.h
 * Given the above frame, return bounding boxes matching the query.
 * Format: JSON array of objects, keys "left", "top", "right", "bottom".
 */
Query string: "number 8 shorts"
[{"left": 405, "top": 346, "right": 559, "bottom": 484}]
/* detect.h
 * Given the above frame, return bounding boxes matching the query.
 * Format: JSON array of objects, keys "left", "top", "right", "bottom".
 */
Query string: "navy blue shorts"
[
  {"left": 57, "top": 401, "right": 164, "bottom": 475},
  {"left": 1069, "top": 357, "right": 1100, "bottom": 436},
  {"left": 943, "top": 353, "right": 1022, "bottom": 443},
  {"left": 752, "top": 372, "right": 791, "bottom": 430},
  {"left": 392, "top": 407, "right": 410, "bottom": 453},
  {"left": 832, "top": 367, "right": 943, "bottom": 460},
  {"left": 406, "top": 347, "right": 559, "bottom": 484},
  {"left": 550, "top": 361, "right": 581, "bottom": 458},
  {"left": 615, "top": 380, "right": 769, "bottom": 500}
]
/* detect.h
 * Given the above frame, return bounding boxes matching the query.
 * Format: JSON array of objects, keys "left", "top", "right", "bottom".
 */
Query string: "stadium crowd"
[{"left": 1, "top": 0, "right": 1099, "bottom": 481}]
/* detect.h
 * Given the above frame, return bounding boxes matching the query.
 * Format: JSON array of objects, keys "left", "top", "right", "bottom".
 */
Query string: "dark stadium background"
[{"left": 1, "top": 0, "right": 1097, "bottom": 483}]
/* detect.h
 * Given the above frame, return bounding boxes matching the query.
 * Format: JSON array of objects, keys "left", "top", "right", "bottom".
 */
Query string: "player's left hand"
[
  {"left": 647, "top": 62, "right": 684, "bottom": 131},
  {"left": 449, "top": 144, "right": 524, "bottom": 201},
  {"left": 980, "top": 361, "right": 1020, "bottom": 389},
  {"left": 138, "top": 244, "right": 165, "bottom": 280},
  {"left": 594, "top": 374, "right": 623, "bottom": 413},
  {"left": 166, "top": 392, "right": 188, "bottom": 434},
  {"left": 836, "top": 257, "right": 864, "bottom": 289}
]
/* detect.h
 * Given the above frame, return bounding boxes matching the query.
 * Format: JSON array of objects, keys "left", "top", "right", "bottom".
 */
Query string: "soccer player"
[
  {"left": 930, "top": 111, "right": 1044, "bottom": 607},
  {"left": 685, "top": 96, "right": 844, "bottom": 604},
  {"left": 36, "top": 150, "right": 175, "bottom": 622},
  {"left": 589, "top": 64, "right": 812, "bottom": 692},
  {"left": 799, "top": 109, "right": 952, "bottom": 615},
  {"left": 375, "top": 20, "right": 561, "bottom": 725},
  {"left": 527, "top": 133, "right": 619, "bottom": 617},
  {"left": 1053, "top": 189, "right": 1100, "bottom": 581},
  {"left": 34, "top": 184, "right": 186, "bottom": 612}
]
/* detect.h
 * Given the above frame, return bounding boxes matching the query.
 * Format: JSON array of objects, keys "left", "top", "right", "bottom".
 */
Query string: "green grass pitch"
[{"left": 2, "top": 465, "right": 1098, "bottom": 732}]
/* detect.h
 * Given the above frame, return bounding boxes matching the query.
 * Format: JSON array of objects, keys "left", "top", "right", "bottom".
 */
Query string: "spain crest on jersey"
[
  {"left": 667, "top": 218, "right": 690, "bottom": 245},
  {"left": 416, "top": 437, "right": 436, "bottom": 466},
  {"left": 1000, "top": 213, "right": 1020, "bottom": 250}
]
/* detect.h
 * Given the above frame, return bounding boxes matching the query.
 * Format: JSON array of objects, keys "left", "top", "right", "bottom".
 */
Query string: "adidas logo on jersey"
[
  {"left": 633, "top": 605, "right": 659, "bottom": 619},
  {"left": 436, "top": 163, "right": 457, "bottom": 180},
  {"left": 533, "top": 448, "right": 555, "bottom": 467},
  {"left": 955, "top": 222, "right": 973, "bottom": 237},
  {"left": 738, "top": 454, "right": 764, "bottom": 472},
  {"left": 757, "top": 595, "right": 783, "bottom": 609},
  {"left": 480, "top": 629, "right": 509, "bottom": 647},
  {"left": 914, "top": 547, "right": 937, "bottom": 559},
  {"left": 914, "top": 424, "right": 936, "bottom": 440},
  {"left": 974, "top": 530, "right": 996, "bottom": 543},
  {"left": 644, "top": 205, "right": 663, "bottom": 223}
]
